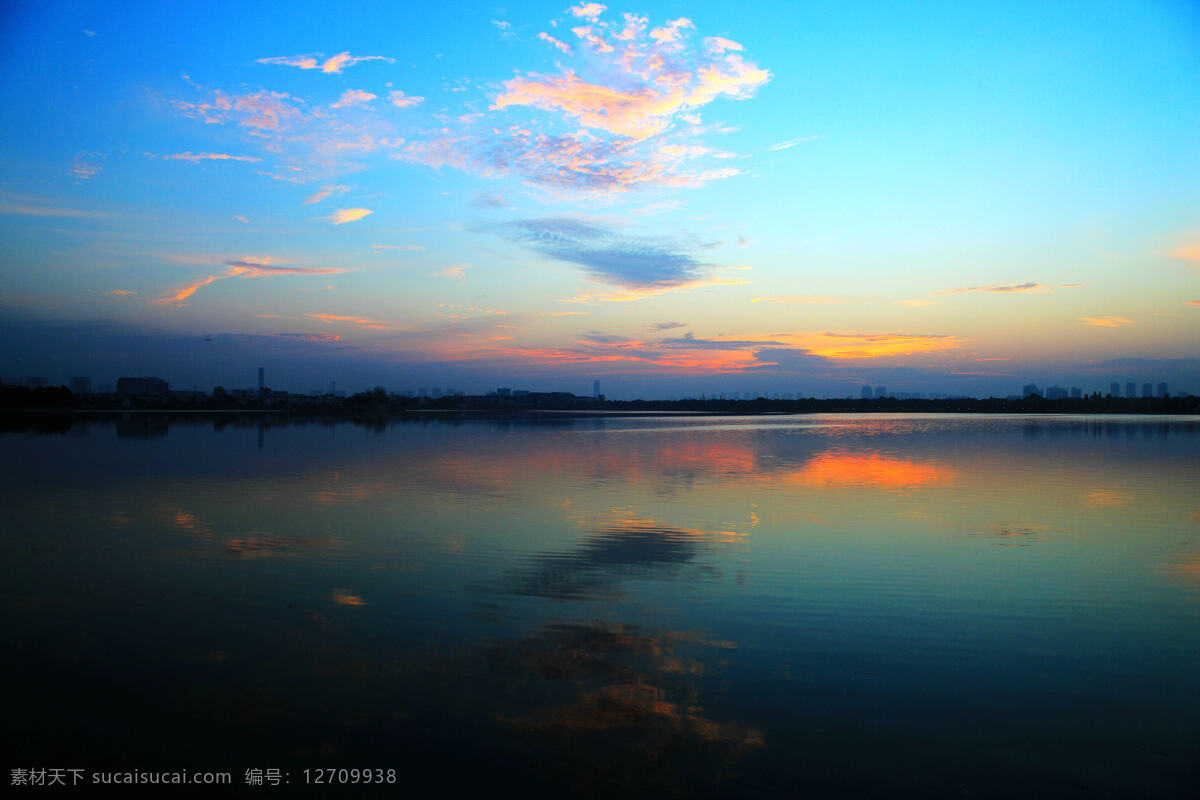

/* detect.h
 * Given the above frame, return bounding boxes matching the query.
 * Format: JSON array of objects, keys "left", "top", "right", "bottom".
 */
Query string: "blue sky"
[{"left": 1, "top": 0, "right": 1198, "bottom": 397}]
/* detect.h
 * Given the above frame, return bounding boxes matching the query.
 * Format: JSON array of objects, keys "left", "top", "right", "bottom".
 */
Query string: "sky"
[{"left": 1, "top": 0, "right": 1198, "bottom": 398}]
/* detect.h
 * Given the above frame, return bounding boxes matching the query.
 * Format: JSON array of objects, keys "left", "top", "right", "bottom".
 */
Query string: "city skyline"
[{"left": 2, "top": 1, "right": 1199, "bottom": 397}]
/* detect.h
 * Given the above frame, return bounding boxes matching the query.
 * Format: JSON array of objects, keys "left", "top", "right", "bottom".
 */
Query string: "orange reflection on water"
[
  {"left": 781, "top": 451, "right": 956, "bottom": 491},
  {"left": 331, "top": 589, "right": 367, "bottom": 606}
]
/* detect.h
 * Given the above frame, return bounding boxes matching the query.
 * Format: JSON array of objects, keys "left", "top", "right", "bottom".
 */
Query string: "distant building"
[
  {"left": 1022, "top": 383, "right": 1041, "bottom": 397},
  {"left": 1045, "top": 385, "right": 1068, "bottom": 399},
  {"left": 116, "top": 376, "right": 169, "bottom": 396},
  {"left": 1070, "top": 387, "right": 1081, "bottom": 399},
  {"left": 860, "top": 386, "right": 873, "bottom": 399},
  {"left": 1142, "top": 383, "right": 1153, "bottom": 398},
  {"left": 69, "top": 376, "right": 92, "bottom": 394},
  {"left": 1158, "top": 382, "right": 1168, "bottom": 397},
  {"left": 593, "top": 379, "right": 601, "bottom": 398},
  {"left": 258, "top": 367, "right": 264, "bottom": 395},
  {"left": 496, "top": 387, "right": 512, "bottom": 397},
  {"left": 418, "top": 387, "right": 428, "bottom": 397},
  {"left": 1110, "top": 382, "right": 1120, "bottom": 397},
  {"left": 1126, "top": 382, "right": 1136, "bottom": 398},
  {"left": 24, "top": 376, "right": 48, "bottom": 388},
  {"left": 875, "top": 386, "right": 888, "bottom": 398}
]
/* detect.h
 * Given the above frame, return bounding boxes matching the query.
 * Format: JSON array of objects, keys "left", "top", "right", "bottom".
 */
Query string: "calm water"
[{"left": 3, "top": 413, "right": 1198, "bottom": 797}]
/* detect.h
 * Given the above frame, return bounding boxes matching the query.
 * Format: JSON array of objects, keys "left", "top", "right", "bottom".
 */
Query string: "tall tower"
[
  {"left": 593, "top": 379, "right": 601, "bottom": 398},
  {"left": 258, "top": 367, "right": 264, "bottom": 395}
]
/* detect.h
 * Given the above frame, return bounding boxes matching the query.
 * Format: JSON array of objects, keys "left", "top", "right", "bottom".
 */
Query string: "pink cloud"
[
  {"left": 434, "top": 263, "right": 470, "bottom": 281},
  {"left": 538, "top": 32, "right": 571, "bottom": 54},
  {"left": 399, "top": 11, "right": 768, "bottom": 194},
  {"left": 568, "top": 3, "right": 607, "bottom": 21},
  {"left": 257, "top": 52, "right": 394, "bottom": 74},
  {"left": 105, "top": 289, "right": 137, "bottom": 296},
  {"left": 158, "top": 152, "right": 262, "bottom": 162},
  {"left": 389, "top": 90, "right": 424, "bottom": 108},
  {"left": 331, "top": 89, "right": 377, "bottom": 108},
  {"left": 174, "top": 90, "right": 304, "bottom": 132}
]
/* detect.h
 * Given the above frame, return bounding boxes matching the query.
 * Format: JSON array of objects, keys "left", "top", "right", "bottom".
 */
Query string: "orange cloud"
[
  {"left": 434, "top": 263, "right": 470, "bottom": 281},
  {"left": 331, "top": 588, "right": 367, "bottom": 606},
  {"left": 105, "top": 289, "right": 137, "bottom": 296},
  {"left": 539, "top": 32, "right": 572, "bottom": 53},
  {"left": 303, "top": 184, "right": 350, "bottom": 205},
  {"left": 155, "top": 258, "right": 345, "bottom": 304},
  {"left": 1187, "top": 300, "right": 1200, "bottom": 307},
  {"left": 568, "top": 3, "right": 607, "bottom": 21},
  {"left": 174, "top": 89, "right": 303, "bottom": 131},
  {"left": 1079, "top": 316, "right": 1133, "bottom": 327},
  {"left": 1168, "top": 243, "right": 1200, "bottom": 263},
  {"left": 327, "top": 208, "right": 372, "bottom": 225},
  {"left": 308, "top": 313, "right": 390, "bottom": 330}
]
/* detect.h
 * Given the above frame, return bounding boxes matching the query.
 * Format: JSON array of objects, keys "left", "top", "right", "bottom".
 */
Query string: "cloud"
[
  {"left": 507, "top": 216, "right": 732, "bottom": 291},
  {"left": 275, "top": 332, "right": 341, "bottom": 342},
  {"left": 1187, "top": 300, "right": 1200, "bottom": 307},
  {"left": 936, "top": 282, "right": 1054, "bottom": 296},
  {"left": 330, "top": 89, "right": 377, "bottom": 108},
  {"left": 308, "top": 312, "right": 390, "bottom": 329},
  {"left": 174, "top": 89, "right": 304, "bottom": 132},
  {"left": 0, "top": 197, "right": 110, "bottom": 218},
  {"left": 767, "top": 135, "right": 820, "bottom": 151},
  {"left": 434, "top": 263, "right": 470, "bottom": 281},
  {"left": 568, "top": 3, "right": 607, "bottom": 21},
  {"left": 1079, "top": 316, "right": 1133, "bottom": 327},
  {"left": 303, "top": 184, "right": 350, "bottom": 205},
  {"left": 538, "top": 32, "right": 571, "bottom": 53},
  {"left": 234, "top": 214, "right": 250, "bottom": 224},
  {"left": 473, "top": 191, "right": 506, "bottom": 208},
  {"left": 104, "top": 289, "right": 137, "bottom": 296},
  {"left": 371, "top": 243, "right": 424, "bottom": 251},
  {"left": 651, "top": 321, "right": 687, "bottom": 330},
  {"left": 327, "top": 208, "right": 372, "bottom": 225},
  {"left": 397, "top": 10, "right": 769, "bottom": 193},
  {"left": 71, "top": 152, "right": 105, "bottom": 180},
  {"left": 389, "top": 90, "right": 424, "bottom": 108},
  {"left": 256, "top": 52, "right": 394, "bottom": 74},
  {"left": 156, "top": 152, "right": 262, "bottom": 162},
  {"left": 155, "top": 258, "right": 346, "bottom": 304},
  {"left": 491, "top": 19, "right": 514, "bottom": 37}
]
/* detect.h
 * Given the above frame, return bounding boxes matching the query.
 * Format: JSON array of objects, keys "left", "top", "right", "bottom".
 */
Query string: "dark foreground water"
[{"left": 2, "top": 413, "right": 1198, "bottom": 797}]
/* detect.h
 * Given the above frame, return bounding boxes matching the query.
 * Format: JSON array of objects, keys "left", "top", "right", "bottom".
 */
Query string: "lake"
[{"left": 3, "top": 413, "right": 1198, "bottom": 797}]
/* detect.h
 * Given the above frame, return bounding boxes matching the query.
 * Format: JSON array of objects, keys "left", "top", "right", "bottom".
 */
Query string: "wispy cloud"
[
  {"left": 504, "top": 216, "right": 744, "bottom": 297},
  {"left": 397, "top": 9, "right": 769, "bottom": 193},
  {"left": 434, "top": 263, "right": 470, "bottom": 281},
  {"left": 371, "top": 243, "right": 424, "bottom": 251},
  {"left": 327, "top": 208, "right": 372, "bottom": 225},
  {"left": 155, "top": 151, "right": 262, "bottom": 162},
  {"left": 155, "top": 257, "right": 346, "bottom": 305},
  {"left": 331, "top": 89, "right": 377, "bottom": 109},
  {"left": 767, "top": 135, "right": 820, "bottom": 152},
  {"left": 71, "top": 152, "right": 105, "bottom": 180},
  {"left": 473, "top": 191, "right": 506, "bottom": 208},
  {"left": 308, "top": 313, "right": 390, "bottom": 329},
  {"left": 0, "top": 200, "right": 110, "bottom": 218},
  {"left": 104, "top": 289, "right": 137, "bottom": 296},
  {"left": 275, "top": 332, "right": 341, "bottom": 342},
  {"left": 303, "top": 184, "right": 350, "bottom": 205},
  {"left": 389, "top": 90, "right": 424, "bottom": 108},
  {"left": 174, "top": 89, "right": 304, "bottom": 132},
  {"left": 1187, "top": 300, "right": 1200, "bottom": 307},
  {"left": 1079, "top": 316, "right": 1133, "bottom": 327},
  {"left": 651, "top": 321, "right": 687, "bottom": 330},
  {"left": 234, "top": 214, "right": 250, "bottom": 224},
  {"left": 936, "top": 282, "right": 1055, "bottom": 296},
  {"left": 256, "top": 52, "right": 394, "bottom": 74}
]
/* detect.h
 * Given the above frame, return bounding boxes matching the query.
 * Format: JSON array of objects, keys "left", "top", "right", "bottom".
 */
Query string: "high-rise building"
[
  {"left": 593, "top": 379, "right": 601, "bottom": 398},
  {"left": 258, "top": 367, "right": 264, "bottom": 394},
  {"left": 1126, "top": 382, "right": 1136, "bottom": 398},
  {"left": 1070, "top": 387, "right": 1081, "bottom": 399},
  {"left": 24, "top": 376, "right": 48, "bottom": 388},
  {"left": 1110, "top": 382, "right": 1120, "bottom": 397},
  {"left": 1158, "top": 382, "right": 1168, "bottom": 397},
  {"left": 875, "top": 386, "right": 888, "bottom": 398},
  {"left": 69, "top": 376, "right": 92, "bottom": 394},
  {"left": 1142, "top": 383, "right": 1153, "bottom": 397},
  {"left": 1045, "top": 385, "right": 1068, "bottom": 399},
  {"left": 1022, "top": 383, "right": 1040, "bottom": 397},
  {"left": 861, "top": 386, "right": 873, "bottom": 399}
]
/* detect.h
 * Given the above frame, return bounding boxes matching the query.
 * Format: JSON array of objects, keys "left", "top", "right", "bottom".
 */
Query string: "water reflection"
[{"left": 2, "top": 413, "right": 1198, "bottom": 796}]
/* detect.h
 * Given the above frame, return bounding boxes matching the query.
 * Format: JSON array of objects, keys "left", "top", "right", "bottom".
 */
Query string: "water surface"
[{"left": 3, "top": 414, "right": 1198, "bottom": 797}]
